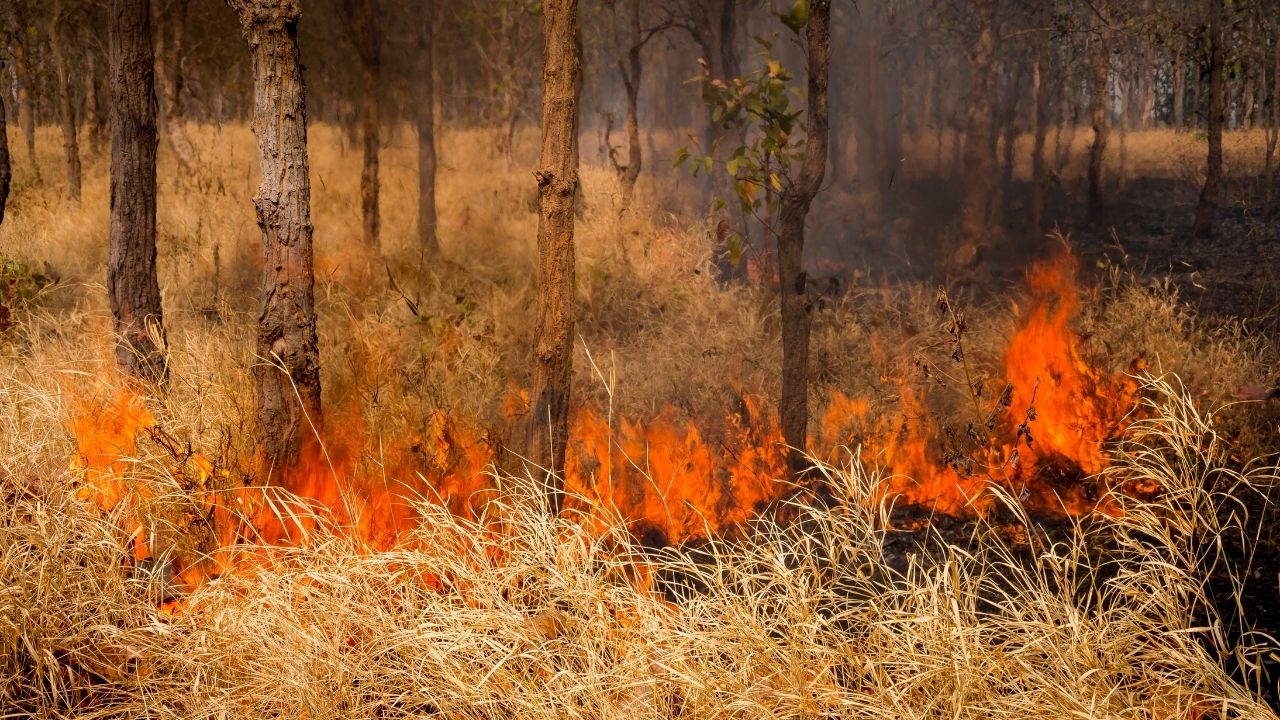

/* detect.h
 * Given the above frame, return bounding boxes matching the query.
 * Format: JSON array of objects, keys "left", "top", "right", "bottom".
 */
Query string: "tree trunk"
[
  {"left": 1265, "top": 18, "right": 1279, "bottom": 215},
  {"left": 416, "top": 0, "right": 439, "bottom": 257},
  {"left": 958, "top": 0, "right": 998, "bottom": 250},
  {"left": 1173, "top": 43, "right": 1185, "bottom": 130},
  {"left": 617, "top": 0, "right": 642, "bottom": 208},
  {"left": 997, "top": 60, "right": 1025, "bottom": 225},
  {"left": 1087, "top": 24, "right": 1109, "bottom": 225},
  {"left": 108, "top": 0, "right": 167, "bottom": 385},
  {"left": 777, "top": 0, "right": 830, "bottom": 477},
  {"left": 1030, "top": 38, "right": 1049, "bottom": 234},
  {"left": 52, "top": 0, "right": 83, "bottom": 204},
  {"left": 82, "top": 32, "right": 105, "bottom": 156},
  {"left": 2, "top": 5, "right": 38, "bottom": 179},
  {"left": 527, "top": 0, "right": 580, "bottom": 513},
  {"left": 0, "top": 57, "right": 10, "bottom": 226},
  {"left": 1193, "top": 0, "right": 1224, "bottom": 237},
  {"left": 354, "top": 0, "right": 380, "bottom": 251},
  {"left": 225, "top": 0, "right": 323, "bottom": 474},
  {"left": 154, "top": 0, "right": 196, "bottom": 176}
]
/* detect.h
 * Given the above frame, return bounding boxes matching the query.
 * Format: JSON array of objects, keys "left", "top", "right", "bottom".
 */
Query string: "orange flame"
[{"left": 65, "top": 250, "right": 1140, "bottom": 597}]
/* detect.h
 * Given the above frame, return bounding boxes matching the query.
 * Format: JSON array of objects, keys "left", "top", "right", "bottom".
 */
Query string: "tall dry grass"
[{"left": 0, "top": 123, "right": 1277, "bottom": 716}]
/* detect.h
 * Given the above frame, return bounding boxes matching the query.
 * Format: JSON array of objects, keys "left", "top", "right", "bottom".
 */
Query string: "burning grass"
[
  {"left": 1, "top": 380, "right": 1277, "bottom": 718},
  {"left": 1, "top": 123, "right": 1278, "bottom": 716}
]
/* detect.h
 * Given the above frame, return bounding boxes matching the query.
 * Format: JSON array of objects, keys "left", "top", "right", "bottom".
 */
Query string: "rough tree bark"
[
  {"left": 225, "top": 0, "right": 323, "bottom": 474},
  {"left": 417, "top": 0, "right": 439, "bottom": 257},
  {"left": 107, "top": 0, "right": 167, "bottom": 384},
  {"left": 776, "top": 0, "right": 830, "bottom": 477},
  {"left": 1087, "top": 21, "right": 1110, "bottom": 225},
  {"left": 527, "top": 0, "right": 580, "bottom": 513},
  {"left": 958, "top": 0, "right": 998, "bottom": 252},
  {"left": 154, "top": 0, "right": 196, "bottom": 176},
  {"left": 51, "top": 0, "right": 83, "bottom": 204},
  {"left": 1193, "top": 0, "right": 1224, "bottom": 237}
]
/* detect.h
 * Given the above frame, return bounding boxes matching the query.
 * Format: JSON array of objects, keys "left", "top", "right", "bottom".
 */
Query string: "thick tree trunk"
[
  {"left": 108, "top": 0, "right": 167, "bottom": 385},
  {"left": 617, "top": 0, "right": 642, "bottom": 208},
  {"left": 52, "top": 0, "right": 83, "bottom": 204},
  {"left": 1193, "top": 0, "right": 1224, "bottom": 237},
  {"left": 1030, "top": 40, "right": 1049, "bottom": 234},
  {"left": 154, "top": 0, "right": 196, "bottom": 176},
  {"left": 225, "top": 0, "right": 322, "bottom": 474},
  {"left": 1087, "top": 25, "right": 1109, "bottom": 225},
  {"left": 958, "top": 0, "right": 998, "bottom": 250},
  {"left": 354, "top": 0, "right": 380, "bottom": 251},
  {"left": 527, "top": 0, "right": 580, "bottom": 512},
  {"left": 416, "top": 0, "right": 439, "bottom": 257},
  {"left": 0, "top": 58, "right": 10, "bottom": 226},
  {"left": 777, "top": 0, "right": 830, "bottom": 477}
]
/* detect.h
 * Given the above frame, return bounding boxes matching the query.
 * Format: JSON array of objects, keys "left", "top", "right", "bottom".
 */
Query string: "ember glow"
[{"left": 68, "top": 251, "right": 1137, "bottom": 590}]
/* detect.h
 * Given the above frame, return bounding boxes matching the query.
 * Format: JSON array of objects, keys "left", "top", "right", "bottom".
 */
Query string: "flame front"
[{"left": 65, "top": 251, "right": 1140, "bottom": 594}]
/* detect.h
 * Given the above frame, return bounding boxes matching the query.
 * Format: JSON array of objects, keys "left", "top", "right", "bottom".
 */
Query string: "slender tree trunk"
[
  {"left": 154, "top": 0, "right": 196, "bottom": 176},
  {"left": 2, "top": 5, "right": 37, "bottom": 179},
  {"left": 0, "top": 58, "right": 10, "bottom": 226},
  {"left": 777, "top": 0, "right": 830, "bottom": 477},
  {"left": 1173, "top": 43, "right": 1185, "bottom": 130},
  {"left": 527, "top": 0, "right": 580, "bottom": 512},
  {"left": 108, "top": 0, "right": 167, "bottom": 385},
  {"left": 1193, "top": 0, "right": 1224, "bottom": 237},
  {"left": 82, "top": 33, "right": 105, "bottom": 156},
  {"left": 225, "top": 0, "right": 323, "bottom": 474},
  {"left": 1265, "top": 19, "right": 1279, "bottom": 215},
  {"left": 617, "top": 0, "right": 642, "bottom": 208},
  {"left": 51, "top": 0, "right": 83, "bottom": 204},
  {"left": 1087, "top": 24, "right": 1109, "bottom": 224},
  {"left": 959, "top": 0, "right": 998, "bottom": 250},
  {"left": 355, "top": 0, "right": 380, "bottom": 251},
  {"left": 997, "top": 60, "right": 1025, "bottom": 225},
  {"left": 1030, "top": 38, "right": 1049, "bottom": 234},
  {"left": 416, "top": 0, "right": 439, "bottom": 256}
]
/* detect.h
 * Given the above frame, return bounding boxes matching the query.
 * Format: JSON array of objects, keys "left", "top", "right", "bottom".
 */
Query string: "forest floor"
[{"left": 0, "top": 124, "right": 1277, "bottom": 717}]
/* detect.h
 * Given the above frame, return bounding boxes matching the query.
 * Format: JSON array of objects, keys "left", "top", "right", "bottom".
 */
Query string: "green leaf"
[
  {"left": 776, "top": 0, "right": 808, "bottom": 34},
  {"left": 674, "top": 146, "right": 690, "bottom": 168}
]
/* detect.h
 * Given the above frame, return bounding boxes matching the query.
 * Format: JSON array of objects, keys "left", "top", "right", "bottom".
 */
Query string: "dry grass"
[{"left": 0, "top": 123, "right": 1278, "bottom": 717}]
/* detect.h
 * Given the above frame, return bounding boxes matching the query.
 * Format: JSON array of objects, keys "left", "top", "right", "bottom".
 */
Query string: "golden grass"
[{"left": 0, "top": 123, "right": 1277, "bottom": 717}]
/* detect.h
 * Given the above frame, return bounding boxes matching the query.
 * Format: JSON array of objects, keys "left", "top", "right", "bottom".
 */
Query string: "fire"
[{"left": 64, "top": 250, "right": 1139, "bottom": 597}]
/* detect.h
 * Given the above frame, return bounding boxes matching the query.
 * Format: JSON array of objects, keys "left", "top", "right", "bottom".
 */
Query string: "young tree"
[
  {"left": 527, "top": 0, "right": 580, "bottom": 512},
  {"left": 51, "top": 0, "right": 83, "bottom": 203},
  {"left": 776, "top": 0, "right": 831, "bottom": 476},
  {"left": 1192, "top": 0, "right": 1224, "bottom": 237},
  {"left": 416, "top": 0, "right": 439, "bottom": 257},
  {"left": 225, "top": 0, "right": 323, "bottom": 472},
  {"left": 685, "top": 0, "right": 831, "bottom": 475},
  {"left": 107, "top": 0, "right": 166, "bottom": 384}
]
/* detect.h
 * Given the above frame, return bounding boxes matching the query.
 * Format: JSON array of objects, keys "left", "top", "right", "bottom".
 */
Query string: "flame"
[{"left": 64, "top": 250, "right": 1140, "bottom": 599}]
